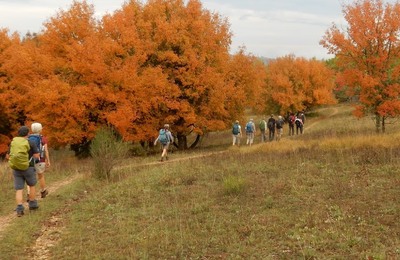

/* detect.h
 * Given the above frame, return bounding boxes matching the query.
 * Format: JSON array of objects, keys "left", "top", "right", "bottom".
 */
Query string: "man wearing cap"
[{"left": 6, "top": 126, "right": 40, "bottom": 217}]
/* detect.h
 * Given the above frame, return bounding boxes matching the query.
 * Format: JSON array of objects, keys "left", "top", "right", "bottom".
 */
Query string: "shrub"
[
  {"left": 223, "top": 175, "right": 246, "bottom": 195},
  {"left": 90, "top": 127, "right": 130, "bottom": 181}
]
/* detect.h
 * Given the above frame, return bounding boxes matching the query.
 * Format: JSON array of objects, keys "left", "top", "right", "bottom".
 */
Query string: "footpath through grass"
[{"left": 0, "top": 104, "right": 399, "bottom": 259}]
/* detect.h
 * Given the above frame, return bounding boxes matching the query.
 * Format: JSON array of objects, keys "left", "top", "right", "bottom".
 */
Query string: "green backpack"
[{"left": 8, "top": 137, "right": 30, "bottom": 171}]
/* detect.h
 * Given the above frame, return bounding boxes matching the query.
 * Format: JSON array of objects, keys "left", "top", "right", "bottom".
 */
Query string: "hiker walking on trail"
[
  {"left": 288, "top": 112, "right": 295, "bottom": 136},
  {"left": 275, "top": 116, "right": 285, "bottom": 141},
  {"left": 245, "top": 119, "right": 256, "bottom": 146},
  {"left": 259, "top": 118, "right": 267, "bottom": 142},
  {"left": 297, "top": 111, "right": 306, "bottom": 126},
  {"left": 232, "top": 120, "right": 242, "bottom": 146},
  {"left": 6, "top": 126, "right": 40, "bottom": 217},
  {"left": 27, "top": 122, "right": 51, "bottom": 200},
  {"left": 154, "top": 124, "right": 174, "bottom": 162},
  {"left": 267, "top": 114, "right": 276, "bottom": 141},
  {"left": 295, "top": 116, "right": 304, "bottom": 135}
]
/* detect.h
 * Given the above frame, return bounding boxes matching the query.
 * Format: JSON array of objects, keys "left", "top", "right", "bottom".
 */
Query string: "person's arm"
[
  {"left": 44, "top": 144, "right": 51, "bottom": 166},
  {"left": 42, "top": 136, "right": 51, "bottom": 167},
  {"left": 154, "top": 136, "right": 159, "bottom": 146},
  {"left": 168, "top": 131, "right": 174, "bottom": 143},
  {"left": 29, "top": 140, "right": 40, "bottom": 161}
]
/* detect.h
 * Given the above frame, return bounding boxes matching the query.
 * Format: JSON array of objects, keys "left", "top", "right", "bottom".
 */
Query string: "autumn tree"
[
  {"left": 320, "top": 0, "right": 400, "bottom": 132},
  {"left": 226, "top": 49, "right": 267, "bottom": 117},
  {"left": 265, "top": 55, "right": 336, "bottom": 115},
  {"left": 0, "top": 0, "right": 266, "bottom": 155}
]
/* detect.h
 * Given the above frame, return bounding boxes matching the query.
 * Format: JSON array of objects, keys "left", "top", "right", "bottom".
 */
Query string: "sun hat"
[{"left": 31, "top": 122, "right": 43, "bottom": 134}]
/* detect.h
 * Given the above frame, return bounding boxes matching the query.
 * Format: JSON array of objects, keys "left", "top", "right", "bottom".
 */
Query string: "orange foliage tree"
[
  {"left": 320, "top": 0, "right": 400, "bottom": 132},
  {"left": 0, "top": 0, "right": 266, "bottom": 154},
  {"left": 265, "top": 55, "right": 336, "bottom": 115},
  {"left": 226, "top": 49, "right": 267, "bottom": 116}
]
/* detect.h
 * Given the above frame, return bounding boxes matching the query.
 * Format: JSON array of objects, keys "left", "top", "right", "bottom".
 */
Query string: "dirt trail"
[
  {"left": 0, "top": 174, "right": 82, "bottom": 239},
  {"left": 1, "top": 107, "right": 340, "bottom": 259}
]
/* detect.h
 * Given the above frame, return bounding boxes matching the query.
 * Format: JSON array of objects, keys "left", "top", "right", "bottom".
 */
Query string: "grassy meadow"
[{"left": 0, "top": 104, "right": 399, "bottom": 259}]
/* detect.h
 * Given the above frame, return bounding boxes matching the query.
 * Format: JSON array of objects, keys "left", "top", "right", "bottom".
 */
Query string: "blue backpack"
[
  {"left": 28, "top": 134, "right": 44, "bottom": 159},
  {"left": 232, "top": 124, "right": 240, "bottom": 135},
  {"left": 158, "top": 129, "right": 169, "bottom": 144},
  {"left": 246, "top": 122, "right": 253, "bottom": 133}
]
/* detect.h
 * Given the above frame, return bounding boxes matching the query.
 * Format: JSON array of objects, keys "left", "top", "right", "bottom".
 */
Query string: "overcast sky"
[{"left": 0, "top": 0, "right": 377, "bottom": 59}]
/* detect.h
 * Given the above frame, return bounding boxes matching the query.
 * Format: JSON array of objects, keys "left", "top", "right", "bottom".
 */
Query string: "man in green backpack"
[{"left": 6, "top": 126, "right": 40, "bottom": 217}]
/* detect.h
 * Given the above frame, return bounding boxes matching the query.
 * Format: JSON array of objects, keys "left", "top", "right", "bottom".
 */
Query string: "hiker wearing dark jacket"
[
  {"left": 267, "top": 114, "right": 276, "bottom": 141},
  {"left": 154, "top": 124, "right": 174, "bottom": 162}
]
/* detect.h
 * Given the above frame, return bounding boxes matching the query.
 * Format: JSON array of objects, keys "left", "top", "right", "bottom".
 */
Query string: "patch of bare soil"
[{"left": 0, "top": 175, "right": 81, "bottom": 240}]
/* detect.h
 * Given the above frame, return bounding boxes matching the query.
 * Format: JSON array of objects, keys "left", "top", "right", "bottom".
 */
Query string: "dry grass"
[{"left": 0, "top": 104, "right": 399, "bottom": 259}]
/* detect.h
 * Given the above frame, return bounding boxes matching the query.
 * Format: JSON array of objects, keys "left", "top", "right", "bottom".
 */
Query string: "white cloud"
[{"left": 0, "top": 0, "right": 350, "bottom": 59}]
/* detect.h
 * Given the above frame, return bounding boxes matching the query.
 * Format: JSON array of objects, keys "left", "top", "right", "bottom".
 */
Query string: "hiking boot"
[
  {"left": 160, "top": 157, "right": 164, "bottom": 162},
  {"left": 41, "top": 189, "right": 49, "bottom": 198},
  {"left": 16, "top": 205, "right": 24, "bottom": 217},
  {"left": 165, "top": 156, "right": 169, "bottom": 161},
  {"left": 28, "top": 200, "right": 39, "bottom": 210},
  {"left": 26, "top": 193, "right": 30, "bottom": 203}
]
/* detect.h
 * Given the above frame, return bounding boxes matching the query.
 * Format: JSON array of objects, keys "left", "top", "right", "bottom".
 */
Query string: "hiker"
[
  {"left": 298, "top": 111, "right": 306, "bottom": 125},
  {"left": 6, "top": 126, "right": 40, "bottom": 217},
  {"left": 267, "top": 114, "right": 276, "bottom": 141},
  {"left": 232, "top": 120, "right": 242, "bottom": 146},
  {"left": 154, "top": 124, "right": 174, "bottom": 162},
  {"left": 288, "top": 112, "right": 295, "bottom": 136},
  {"left": 276, "top": 116, "right": 285, "bottom": 141},
  {"left": 259, "top": 118, "right": 267, "bottom": 142},
  {"left": 27, "top": 122, "right": 51, "bottom": 200},
  {"left": 245, "top": 118, "right": 256, "bottom": 146},
  {"left": 295, "top": 116, "right": 304, "bottom": 135}
]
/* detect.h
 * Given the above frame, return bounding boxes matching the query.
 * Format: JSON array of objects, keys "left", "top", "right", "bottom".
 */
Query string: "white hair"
[{"left": 31, "top": 122, "right": 43, "bottom": 134}]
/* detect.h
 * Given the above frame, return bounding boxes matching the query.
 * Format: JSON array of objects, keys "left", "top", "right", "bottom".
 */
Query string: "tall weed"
[{"left": 90, "top": 127, "right": 130, "bottom": 181}]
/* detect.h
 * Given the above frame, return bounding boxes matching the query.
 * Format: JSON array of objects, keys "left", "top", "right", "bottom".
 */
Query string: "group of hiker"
[
  {"left": 6, "top": 123, "right": 51, "bottom": 217},
  {"left": 232, "top": 111, "right": 306, "bottom": 146}
]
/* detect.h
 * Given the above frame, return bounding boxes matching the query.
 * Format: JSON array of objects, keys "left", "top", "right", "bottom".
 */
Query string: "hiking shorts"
[
  {"left": 161, "top": 142, "right": 170, "bottom": 150},
  {"left": 13, "top": 167, "right": 37, "bottom": 190}
]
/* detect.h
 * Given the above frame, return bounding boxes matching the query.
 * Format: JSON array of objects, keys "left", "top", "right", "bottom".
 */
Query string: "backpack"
[
  {"left": 8, "top": 137, "right": 30, "bottom": 171},
  {"left": 295, "top": 119, "right": 302, "bottom": 127},
  {"left": 245, "top": 122, "right": 253, "bottom": 133},
  {"left": 158, "top": 129, "right": 169, "bottom": 145},
  {"left": 259, "top": 120, "right": 266, "bottom": 131},
  {"left": 28, "top": 134, "right": 44, "bottom": 159},
  {"left": 289, "top": 115, "right": 295, "bottom": 124},
  {"left": 267, "top": 120, "right": 274, "bottom": 129},
  {"left": 276, "top": 120, "right": 283, "bottom": 129},
  {"left": 232, "top": 124, "right": 240, "bottom": 135}
]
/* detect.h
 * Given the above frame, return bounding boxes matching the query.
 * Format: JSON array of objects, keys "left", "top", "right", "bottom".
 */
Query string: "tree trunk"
[
  {"left": 375, "top": 113, "right": 381, "bottom": 133},
  {"left": 176, "top": 133, "right": 188, "bottom": 150},
  {"left": 189, "top": 134, "right": 202, "bottom": 149},
  {"left": 381, "top": 116, "right": 385, "bottom": 133}
]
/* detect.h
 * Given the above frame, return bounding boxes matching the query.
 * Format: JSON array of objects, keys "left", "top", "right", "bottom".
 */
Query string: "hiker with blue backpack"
[
  {"left": 245, "top": 119, "right": 256, "bottom": 146},
  {"left": 27, "top": 122, "right": 51, "bottom": 200},
  {"left": 154, "top": 124, "right": 174, "bottom": 162},
  {"left": 6, "top": 126, "right": 40, "bottom": 217},
  {"left": 232, "top": 120, "right": 242, "bottom": 146}
]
